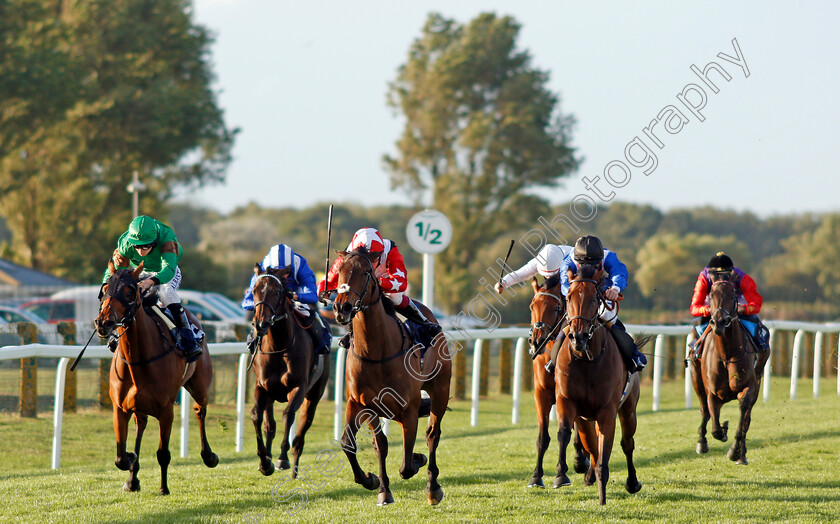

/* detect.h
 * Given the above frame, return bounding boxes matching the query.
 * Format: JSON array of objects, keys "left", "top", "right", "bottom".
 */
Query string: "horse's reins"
[
  {"left": 530, "top": 291, "right": 565, "bottom": 357},
  {"left": 251, "top": 273, "right": 296, "bottom": 357},
  {"left": 567, "top": 278, "right": 609, "bottom": 362},
  {"left": 708, "top": 280, "right": 757, "bottom": 365}
]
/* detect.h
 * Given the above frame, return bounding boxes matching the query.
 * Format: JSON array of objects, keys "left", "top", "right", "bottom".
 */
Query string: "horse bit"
[
  {"left": 335, "top": 253, "right": 380, "bottom": 318},
  {"left": 530, "top": 291, "right": 565, "bottom": 355},
  {"left": 252, "top": 273, "right": 290, "bottom": 327}
]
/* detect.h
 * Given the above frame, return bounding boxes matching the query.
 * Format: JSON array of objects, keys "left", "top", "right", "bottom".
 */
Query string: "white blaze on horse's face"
[{"left": 337, "top": 283, "right": 351, "bottom": 295}]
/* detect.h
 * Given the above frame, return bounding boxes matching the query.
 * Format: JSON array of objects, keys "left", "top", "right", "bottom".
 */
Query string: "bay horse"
[
  {"left": 332, "top": 248, "right": 451, "bottom": 506},
  {"left": 690, "top": 278, "right": 768, "bottom": 464},
  {"left": 250, "top": 264, "right": 329, "bottom": 477},
  {"left": 527, "top": 276, "right": 589, "bottom": 488},
  {"left": 95, "top": 261, "right": 218, "bottom": 495},
  {"left": 553, "top": 265, "right": 642, "bottom": 505}
]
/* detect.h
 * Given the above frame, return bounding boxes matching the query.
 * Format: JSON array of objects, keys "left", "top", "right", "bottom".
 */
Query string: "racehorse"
[
  {"left": 690, "top": 278, "right": 768, "bottom": 464},
  {"left": 95, "top": 261, "right": 218, "bottom": 494},
  {"left": 527, "top": 276, "right": 589, "bottom": 488},
  {"left": 553, "top": 264, "right": 642, "bottom": 505},
  {"left": 332, "top": 247, "right": 451, "bottom": 506},
  {"left": 249, "top": 264, "right": 329, "bottom": 477}
]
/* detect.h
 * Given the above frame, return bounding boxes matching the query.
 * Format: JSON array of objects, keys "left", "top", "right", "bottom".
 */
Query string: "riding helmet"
[
  {"left": 127, "top": 215, "right": 159, "bottom": 246},
  {"left": 573, "top": 235, "right": 604, "bottom": 265},
  {"left": 707, "top": 252, "right": 734, "bottom": 272}
]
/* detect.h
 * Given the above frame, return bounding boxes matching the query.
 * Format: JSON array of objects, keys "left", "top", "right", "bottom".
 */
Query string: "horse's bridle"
[
  {"left": 252, "top": 273, "right": 291, "bottom": 329},
  {"left": 710, "top": 280, "right": 739, "bottom": 330},
  {"left": 98, "top": 275, "right": 140, "bottom": 338},
  {"left": 335, "top": 252, "right": 382, "bottom": 321},
  {"left": 566, "top": 278, "right": 607, "bottom": 361},
  {"left": 529, "top": 291, "right": 565, "bottom": 354}
]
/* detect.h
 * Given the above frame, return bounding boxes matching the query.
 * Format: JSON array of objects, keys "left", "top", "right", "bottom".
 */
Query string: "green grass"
[{"left": 1, "top": 377, "right": 839, "bottom": 523}]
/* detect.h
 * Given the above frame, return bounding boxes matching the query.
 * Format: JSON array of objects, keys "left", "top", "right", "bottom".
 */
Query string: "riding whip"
[
  {"left": 498, "top": 239, "right": 515, "bottom": 287},
  {"left": 69, "top": 329, "right": 99, "bottom": 372},
  {"left": 323, "top": 204, "right": 334, "bottom": 300}
]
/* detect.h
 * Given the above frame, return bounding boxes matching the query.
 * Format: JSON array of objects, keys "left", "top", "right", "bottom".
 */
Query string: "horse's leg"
[
  {"left": 251, "top": 386, "right": 274, "bottom": 476},
  {"left": 113, "top": 407, "right": 136, "bottom": 471},
  {"left": 594, "top": 410, "right": 617, "bottom": 505},
  {"left": 691, "top": 361, "right": 710, "bottom": 454},
  {"left": 124, "top": 413, "right": 147, "bottom": 492},
  {"left": 728, "top": 386, "right": 757, "bottom": 465},
  {"left": 424, "top": 372, "right": 449, "bottom": 506},
  {"left": 289, "top": 395, "right": 318, "bottom": 476},
  {"left": 577, "top": 420, "right": 598, "bottom": 486},
  {"left": 278, "top": 387, "right": 304, "bottom": 473},
  {"left": 552, "top": 403, "right": 576, "bottom": 488},
  {"left": 340, "top": 400, "right": 380, "bottom": 491},
  {"left": 193, "top": 401, "right": 219, "bottom": 468},
  {"left": 529, "top": 385, "right": 553, "bottom": 488},
  {"left": 572, "top": 425, "right": 591, "bottom": 474},
  {"left": 185, "top": 365, "right": 219, "bottom": 469},
  {"left": 156, "top": 405, "right": 174, "bottom": 495},
  {"left": 369, "top": 414, "right": 393, "bottom": 506},
  {"left": 618, "top": 384, "right": 642, "bottom": 494},
  {"left": 398, "top": 410, "right": 424, "bottom": 481},
  {"left": 708, "top": 395, "right": 728, "bottom": 442}
]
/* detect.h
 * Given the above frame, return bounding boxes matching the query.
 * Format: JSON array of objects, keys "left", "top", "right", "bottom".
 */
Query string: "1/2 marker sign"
[{"left": 406, "top": 210, "right": 452, "bottom": 254}]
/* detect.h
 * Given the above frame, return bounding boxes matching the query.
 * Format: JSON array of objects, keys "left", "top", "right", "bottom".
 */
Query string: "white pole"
[
  {"left": 813, "top": 331, "right": 823, "bottom": 398},
  {"left": 511, "top": 338, "right": 526, "bottom": 424},
  {"left": 652, "top": 334, "right": 665, "bottom": 411},
  {"left": 51, "top": 358, "right": 69, "bottom": 469},
  {"left": 790, "top": 330, "right": 804, "bottom": 400},
  {"left": 236, "top": 353, "right": 248, "bottom": 452},
  {"left": 685, "top": 335, "right": 693, "bottom": 410},
  {"left": 837, "top": 332, "right": 840, "bottom": 397},
  {"left": 764, "top": 329, "right": 775, "bottom": 402},
  {"left": 422, "top": 253, "right": 434, "bottom": 311},
  {"left": 180, "top": 388, "right": 190, "bottom": 458},
  {"left": 334, "top": 346, "right": 346, "bottom": 441},
  {"left": 382, "top": 419, "right": 390, "bottom": 437},
  {"left": 470, "top": 339, "right": 484, "bottom": 427}
]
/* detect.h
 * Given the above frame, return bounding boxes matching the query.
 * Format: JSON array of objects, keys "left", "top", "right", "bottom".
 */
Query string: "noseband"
[
  {"left": 530, "top": 291, "right": 565, "bottom": 353},
  {"left": 252, "top": 273, "right": 290, "bottom": 328},
  {"left": 567, "top": 278, "right": 606, "bottom": 361},
  {"left": 710, "top": 280, "right": 739, "bottom": 329},
  {"left": 101, "top": 276, "right": 140, "bottom": 329},
  {"left": 336, "top": 253, "right": 381, "bottom": 321}
]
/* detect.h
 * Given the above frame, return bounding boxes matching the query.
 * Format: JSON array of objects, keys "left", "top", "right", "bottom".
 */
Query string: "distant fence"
[{"left": 1, "top": 320, "right": 839, "bottom": 469}]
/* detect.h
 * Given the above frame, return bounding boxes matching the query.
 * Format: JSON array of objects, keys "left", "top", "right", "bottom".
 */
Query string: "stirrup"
[
  {"left": 544, "top": 360, "right": 555, "bottom": 374},
  {"left": 338, "top": 333, "right": 351, "bottom": 349}
]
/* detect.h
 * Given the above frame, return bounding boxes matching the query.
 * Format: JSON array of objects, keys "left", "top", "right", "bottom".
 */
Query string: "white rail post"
[
  {"left": 511, "top": 337, "right": 526, "bottom": 425},
  {"left": 790, "top": 329, "right": 805, "bottom": 400},
  {"left": 334, "top": 346, "right": 346, "bottom": 441},
  {"left": 685, "top": 334, "right": 693, "bottom": 410},
  {"left": 180, "top": 388, "right": 190, "bottom": 458},
  {"left": 837, "top": 332, "right": 840, "bottom": 397},
  {"left": 813, "top": 331, "right": 823, "bottom": 398},
  {"left": 470, "top": 339, "right": 484, "bottom": 427},
  {"left": 51, "top": 358, "right": 70, "bottom": 469},
  {"left": 764, "top": 329, "right": 775, "bottom": 402},
  {"left": 236, "top": 353, "right": 248, "bottom": 452},
  {"left": 652, "top": 334, "right": 665, "bottom": 411}
]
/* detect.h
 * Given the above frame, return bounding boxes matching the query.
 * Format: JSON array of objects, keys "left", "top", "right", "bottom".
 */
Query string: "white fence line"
[{"left": 2, "top": 321, "right": 840, "bottom": 469}]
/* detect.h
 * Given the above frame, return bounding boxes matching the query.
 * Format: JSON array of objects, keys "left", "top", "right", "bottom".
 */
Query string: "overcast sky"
[{"left": 186, "top": 1, "right": 840, "bottom": 218}]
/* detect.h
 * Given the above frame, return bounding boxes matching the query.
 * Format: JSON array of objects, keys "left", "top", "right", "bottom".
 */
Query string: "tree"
[
  {"left": 384, "top": 12, "right": 580, "bottom": 311},
  {"left": 635, "top": 233, "right": 751, "bottom": 310},
  {"left": 0, "top": 0, "right": 235, "bottom": 282}
]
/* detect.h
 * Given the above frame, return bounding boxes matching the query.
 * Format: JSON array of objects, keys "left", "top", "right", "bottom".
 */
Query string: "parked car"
[{"left": 0, "top": 304, "right": 47, "bottom": 324}]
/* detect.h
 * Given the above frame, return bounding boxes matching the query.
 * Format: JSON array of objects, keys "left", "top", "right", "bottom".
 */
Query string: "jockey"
[
  {"left": 318, "top": 227, "right": 442, "bottom": 349},
  {"left": 493, "top": 243, "right": 573, "bottom": 294},
  {"left": 102, "top": 215, "right": 201, "bottom": 362},
  {"left": 545, "top": 235, "right": 647, "bottom": 374},
  {"left": 242, "top": 244, "right": 332, "bottom": 355},
  {"left": 689, "top": 252, "right": 770, "bottom": 351}
]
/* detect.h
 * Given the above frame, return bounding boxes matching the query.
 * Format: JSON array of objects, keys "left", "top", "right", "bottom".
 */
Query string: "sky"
[{"left": 186, "top": 1, "right": 840, "bottom": 218}]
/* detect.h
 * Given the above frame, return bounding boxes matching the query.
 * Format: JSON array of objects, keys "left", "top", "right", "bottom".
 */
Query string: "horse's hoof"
[
  {"left": 426, "top": 487, "right": 444, "bottom": 505},
  {"left": 528, "top": 477, "right": 545, "bottom": 488},
  {"left": 115, "top": 453, "right": 136, "bottom": 471},
  {"left": 377, "top": 491, "right": 395, "bottom": 506},
  {"left": 362, "top": 473, "right": 380, "bottom": 491},
  {"left": 259, "top": 459, "right": 275, "bottom": 476},
  {"left": 123, "top": 479, "right": 140, "bottom": 492},
  {"left": 277, "top": 458, "right": 291, "bottom": 470},
  {"left": 201, "top": 451, "right": 219, "bottom": 468},
  {"left": 552, "top": 475, "right": 571, "bottom": 488},
  {"left": 626, "top": 479, "right": 642, "bottom": 494},
  {"left": 159, "top": 487, "right": 169, "bottom": 496},
  {"left": 574, "top": 457, "right": 590, "bottom": 474},
  {"left": 736, "top": 457, "right": 749, "bottom": 466},
  {"left": 413, "top": 453, "right": 428, "bottom": 470},
  {"left": 696, "top": 441, "right": 709, "bottom": 454}
]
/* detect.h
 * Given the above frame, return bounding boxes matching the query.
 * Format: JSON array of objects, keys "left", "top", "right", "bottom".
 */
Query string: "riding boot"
[
  {"left": 309, "top": 313, "right": 331, "bottom": 355},
  {"left": 544, "top": 331, "right": 567, "bottom": 374},
  {"left": 608, "top": 322, "right": 645, "bottom": 373},
  {"left": 168, "top": 303, "right": 201, "bottom": 362},
  {"left": 396, "top": 300, "right": 443, "bottom": 338},
  {"left": 245, "top": 331, "right": 260, "bottom": 354}
]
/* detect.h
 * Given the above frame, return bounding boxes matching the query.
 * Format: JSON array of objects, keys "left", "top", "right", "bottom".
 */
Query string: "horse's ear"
[
  {"left": 594, "top": 266, "right": 605, "bottom": 281},
  {"left": 276, "top": 266, "right": 292, "bottom": 278},
  {"left": 254, "top": 263, "right": 262, "bottom": 275},
  {"left": 336, "top": 250, "right": 347, "bottom": 258},
  {"left": 531, "top": 277, "right": 540, "bottom": 294},
  {"left": 108, "top": 258, "right": 116, "bottom": 275},
  {"left": 132, "top": 262, "right": 144, "bottom": 280},
  {"left": 367, "top": 251, "right": 382, "bottom": 263}
]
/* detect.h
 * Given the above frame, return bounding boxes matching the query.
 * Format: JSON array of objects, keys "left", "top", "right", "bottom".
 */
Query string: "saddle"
[{"left": 145, "top": 304, "right": 206, "bottom": 357}]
